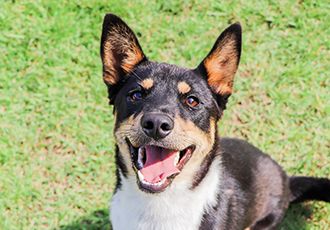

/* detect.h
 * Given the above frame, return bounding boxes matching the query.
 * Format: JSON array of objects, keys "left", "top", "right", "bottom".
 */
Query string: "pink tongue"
[{"left": 140, "top": 146, "right": 180, "bottom": 184}]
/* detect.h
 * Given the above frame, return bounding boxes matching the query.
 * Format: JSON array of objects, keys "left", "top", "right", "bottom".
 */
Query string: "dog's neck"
[{"left": 110, "top": 155, "right": 222, "bottom": 230}]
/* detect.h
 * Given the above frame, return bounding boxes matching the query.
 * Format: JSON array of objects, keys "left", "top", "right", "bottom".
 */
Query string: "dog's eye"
[
  {"left": 185, "top": 96, "right": 199, "bottom": 107},
  {"left": 131, "top": 91, "right": 143, "bottom": 101}
]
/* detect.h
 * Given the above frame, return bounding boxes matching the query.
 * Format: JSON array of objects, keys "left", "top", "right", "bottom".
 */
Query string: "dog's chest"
[{"left": 110, "top": 162, "right": 221, "bottom": 230}]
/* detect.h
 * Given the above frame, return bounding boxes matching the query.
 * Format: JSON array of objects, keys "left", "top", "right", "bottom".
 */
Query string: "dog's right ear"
[{"left": 100, "top": 13, "right": 146, "bottom": 104}]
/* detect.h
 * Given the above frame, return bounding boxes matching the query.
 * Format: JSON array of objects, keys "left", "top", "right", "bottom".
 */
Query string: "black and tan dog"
[{"left": 100, "top": 13, "right": 330, "bottom": 230}]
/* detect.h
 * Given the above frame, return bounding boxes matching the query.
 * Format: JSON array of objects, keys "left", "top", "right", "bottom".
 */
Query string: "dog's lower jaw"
[{"left": 110, "top": 157, "right": 222, "bottom": 230}]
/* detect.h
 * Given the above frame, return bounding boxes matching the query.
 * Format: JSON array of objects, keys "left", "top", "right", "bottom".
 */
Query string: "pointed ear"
[
  {"left": 198, "top": 23, "right": 242, "bottom": 111},
  {"left": 100, "top": 13, "right": 146, "bottom": 87}
]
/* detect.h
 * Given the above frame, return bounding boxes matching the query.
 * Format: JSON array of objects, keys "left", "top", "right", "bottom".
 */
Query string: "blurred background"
[{"left": 0, "top": 0, "right": 329, "bottom": 229}]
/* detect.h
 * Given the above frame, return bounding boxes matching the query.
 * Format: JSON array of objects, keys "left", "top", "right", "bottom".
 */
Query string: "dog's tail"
[{"left": 289, "top": 176, "right": 330, "bottom": 204}]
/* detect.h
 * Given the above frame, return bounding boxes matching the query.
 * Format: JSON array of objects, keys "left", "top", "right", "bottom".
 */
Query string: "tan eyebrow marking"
[
  {"left": 177, "top": 81, "right": 191, "bottom": 94},
  {"left": 140, "top": 78, "right": 154, "bottom": 89}
]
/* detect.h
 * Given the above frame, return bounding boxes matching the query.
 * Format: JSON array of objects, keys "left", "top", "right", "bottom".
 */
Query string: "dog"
[{"left": 100, "top": 13, "right": 330, "bottom": 230}]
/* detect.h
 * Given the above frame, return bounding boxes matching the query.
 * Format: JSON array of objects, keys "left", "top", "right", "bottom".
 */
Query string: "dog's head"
[{"left": 100, "top": 14, "right": 241, "bottom": 193}]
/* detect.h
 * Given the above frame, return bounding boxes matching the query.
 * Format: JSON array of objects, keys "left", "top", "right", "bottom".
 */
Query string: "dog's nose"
[{"left": 141, "top": 113, "right": 174, "bottom": 140}]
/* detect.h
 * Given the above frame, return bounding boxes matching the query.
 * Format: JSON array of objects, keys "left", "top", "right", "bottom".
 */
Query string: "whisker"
[{"left": 131, "top": 70, "right": 143, "bottom": 82}]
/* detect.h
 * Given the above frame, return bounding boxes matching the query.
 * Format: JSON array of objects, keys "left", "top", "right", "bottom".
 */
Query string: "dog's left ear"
[
  {"left": 100, "top": 13, "right": 147, "bottom": 104},
  {"left": 197, "top": 23, "right": 242, "bottom": 114}
]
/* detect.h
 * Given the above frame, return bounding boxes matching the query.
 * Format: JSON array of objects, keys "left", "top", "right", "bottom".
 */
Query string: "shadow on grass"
[
  {"left": 279, "top": 203, "right": 314, "bottom": 230},
  {"left": 57, "top": 203, "right": 314, "bottom": 230},
  {"left": 57, "top": 209, "right": 112, "bottom": 230}
]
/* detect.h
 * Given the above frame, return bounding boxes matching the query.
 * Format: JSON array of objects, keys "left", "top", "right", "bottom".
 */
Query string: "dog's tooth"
[
  {"left": 154, "top": 178, "right": 166, "bottom": 186},
  {"left": 137, "top": 146, "right": 145, "bottom": 169},
  {"left": 138, "top": 170, "right": 145, "bottom": 181},
  {"left": 138, "top": 146, "right": 145, "bottom": 156},
  {"left": 174, "top": 151, "right": 180, "bottom": 166}
]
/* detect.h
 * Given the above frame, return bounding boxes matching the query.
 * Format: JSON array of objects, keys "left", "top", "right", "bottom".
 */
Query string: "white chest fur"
[{"left": 110, "top": 159, "right": 221, "bottom": 230}]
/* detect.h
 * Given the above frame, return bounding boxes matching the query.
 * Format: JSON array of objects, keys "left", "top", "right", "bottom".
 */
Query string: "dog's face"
[
  {"left": 111, "top": 63, "right": 219, "bottom": 193},
  {"left": 100, "top": 14, "right": 241, "bottom": 193}
]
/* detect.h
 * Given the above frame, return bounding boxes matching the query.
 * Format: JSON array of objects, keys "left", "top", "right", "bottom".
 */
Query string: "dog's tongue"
[{"left": 140, "top": 146, "right": 180, "bottom": 184}]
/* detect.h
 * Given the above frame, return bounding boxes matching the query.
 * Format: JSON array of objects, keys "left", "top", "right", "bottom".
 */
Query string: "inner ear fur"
[
  {"left": 199, "top": 23, "right": 242, "bottom": 103},
  {"left": 100, "top": 13, "right": 146, "bottom": 87}
]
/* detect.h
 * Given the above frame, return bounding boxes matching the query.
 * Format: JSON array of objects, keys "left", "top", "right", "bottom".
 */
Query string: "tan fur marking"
[
  {"left": 141, "top": 78, "right": 154, "bottom": 90},
  {"left": 121, "top": 48, "right": 144, "bottom": 73},
  {"left": 177, "top": 81, "right": 191, "bottom": 94},
  {"left": 204, "top": 36, "right": 238, "bottom": 96},
  {"left": 114, "top": 114, "right": 143, "bottom": 177},
  {"left": 171, "top": 116, "right": 216, "bottom": 182}
]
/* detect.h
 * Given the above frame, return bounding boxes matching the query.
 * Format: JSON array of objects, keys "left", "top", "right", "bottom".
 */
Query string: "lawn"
[{"left": 0, "top": 0, "right": 329, "bottom": 229}]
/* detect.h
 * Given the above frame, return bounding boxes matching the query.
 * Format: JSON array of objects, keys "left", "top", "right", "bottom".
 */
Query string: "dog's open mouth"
[{"left": 128, "top": 140, "right": 195, "bottom": 193}]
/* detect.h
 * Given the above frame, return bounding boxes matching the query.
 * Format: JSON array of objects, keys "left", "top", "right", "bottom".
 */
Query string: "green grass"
[{"left": 0, "top": 0, "right": 329, "bottom": 229}]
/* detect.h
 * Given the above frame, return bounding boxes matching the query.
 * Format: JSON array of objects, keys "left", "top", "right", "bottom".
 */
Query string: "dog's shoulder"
[
  {"left": 199, "top": 137, "right": 290, "bottom": 229},
  {"left": 220, "top": 137, "right": 288, "bottom": 186}
]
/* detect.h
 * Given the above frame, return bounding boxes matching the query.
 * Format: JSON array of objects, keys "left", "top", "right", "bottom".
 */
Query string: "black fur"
[{"left": 290, "top": 176, "right": 330, "bottom": 203}]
